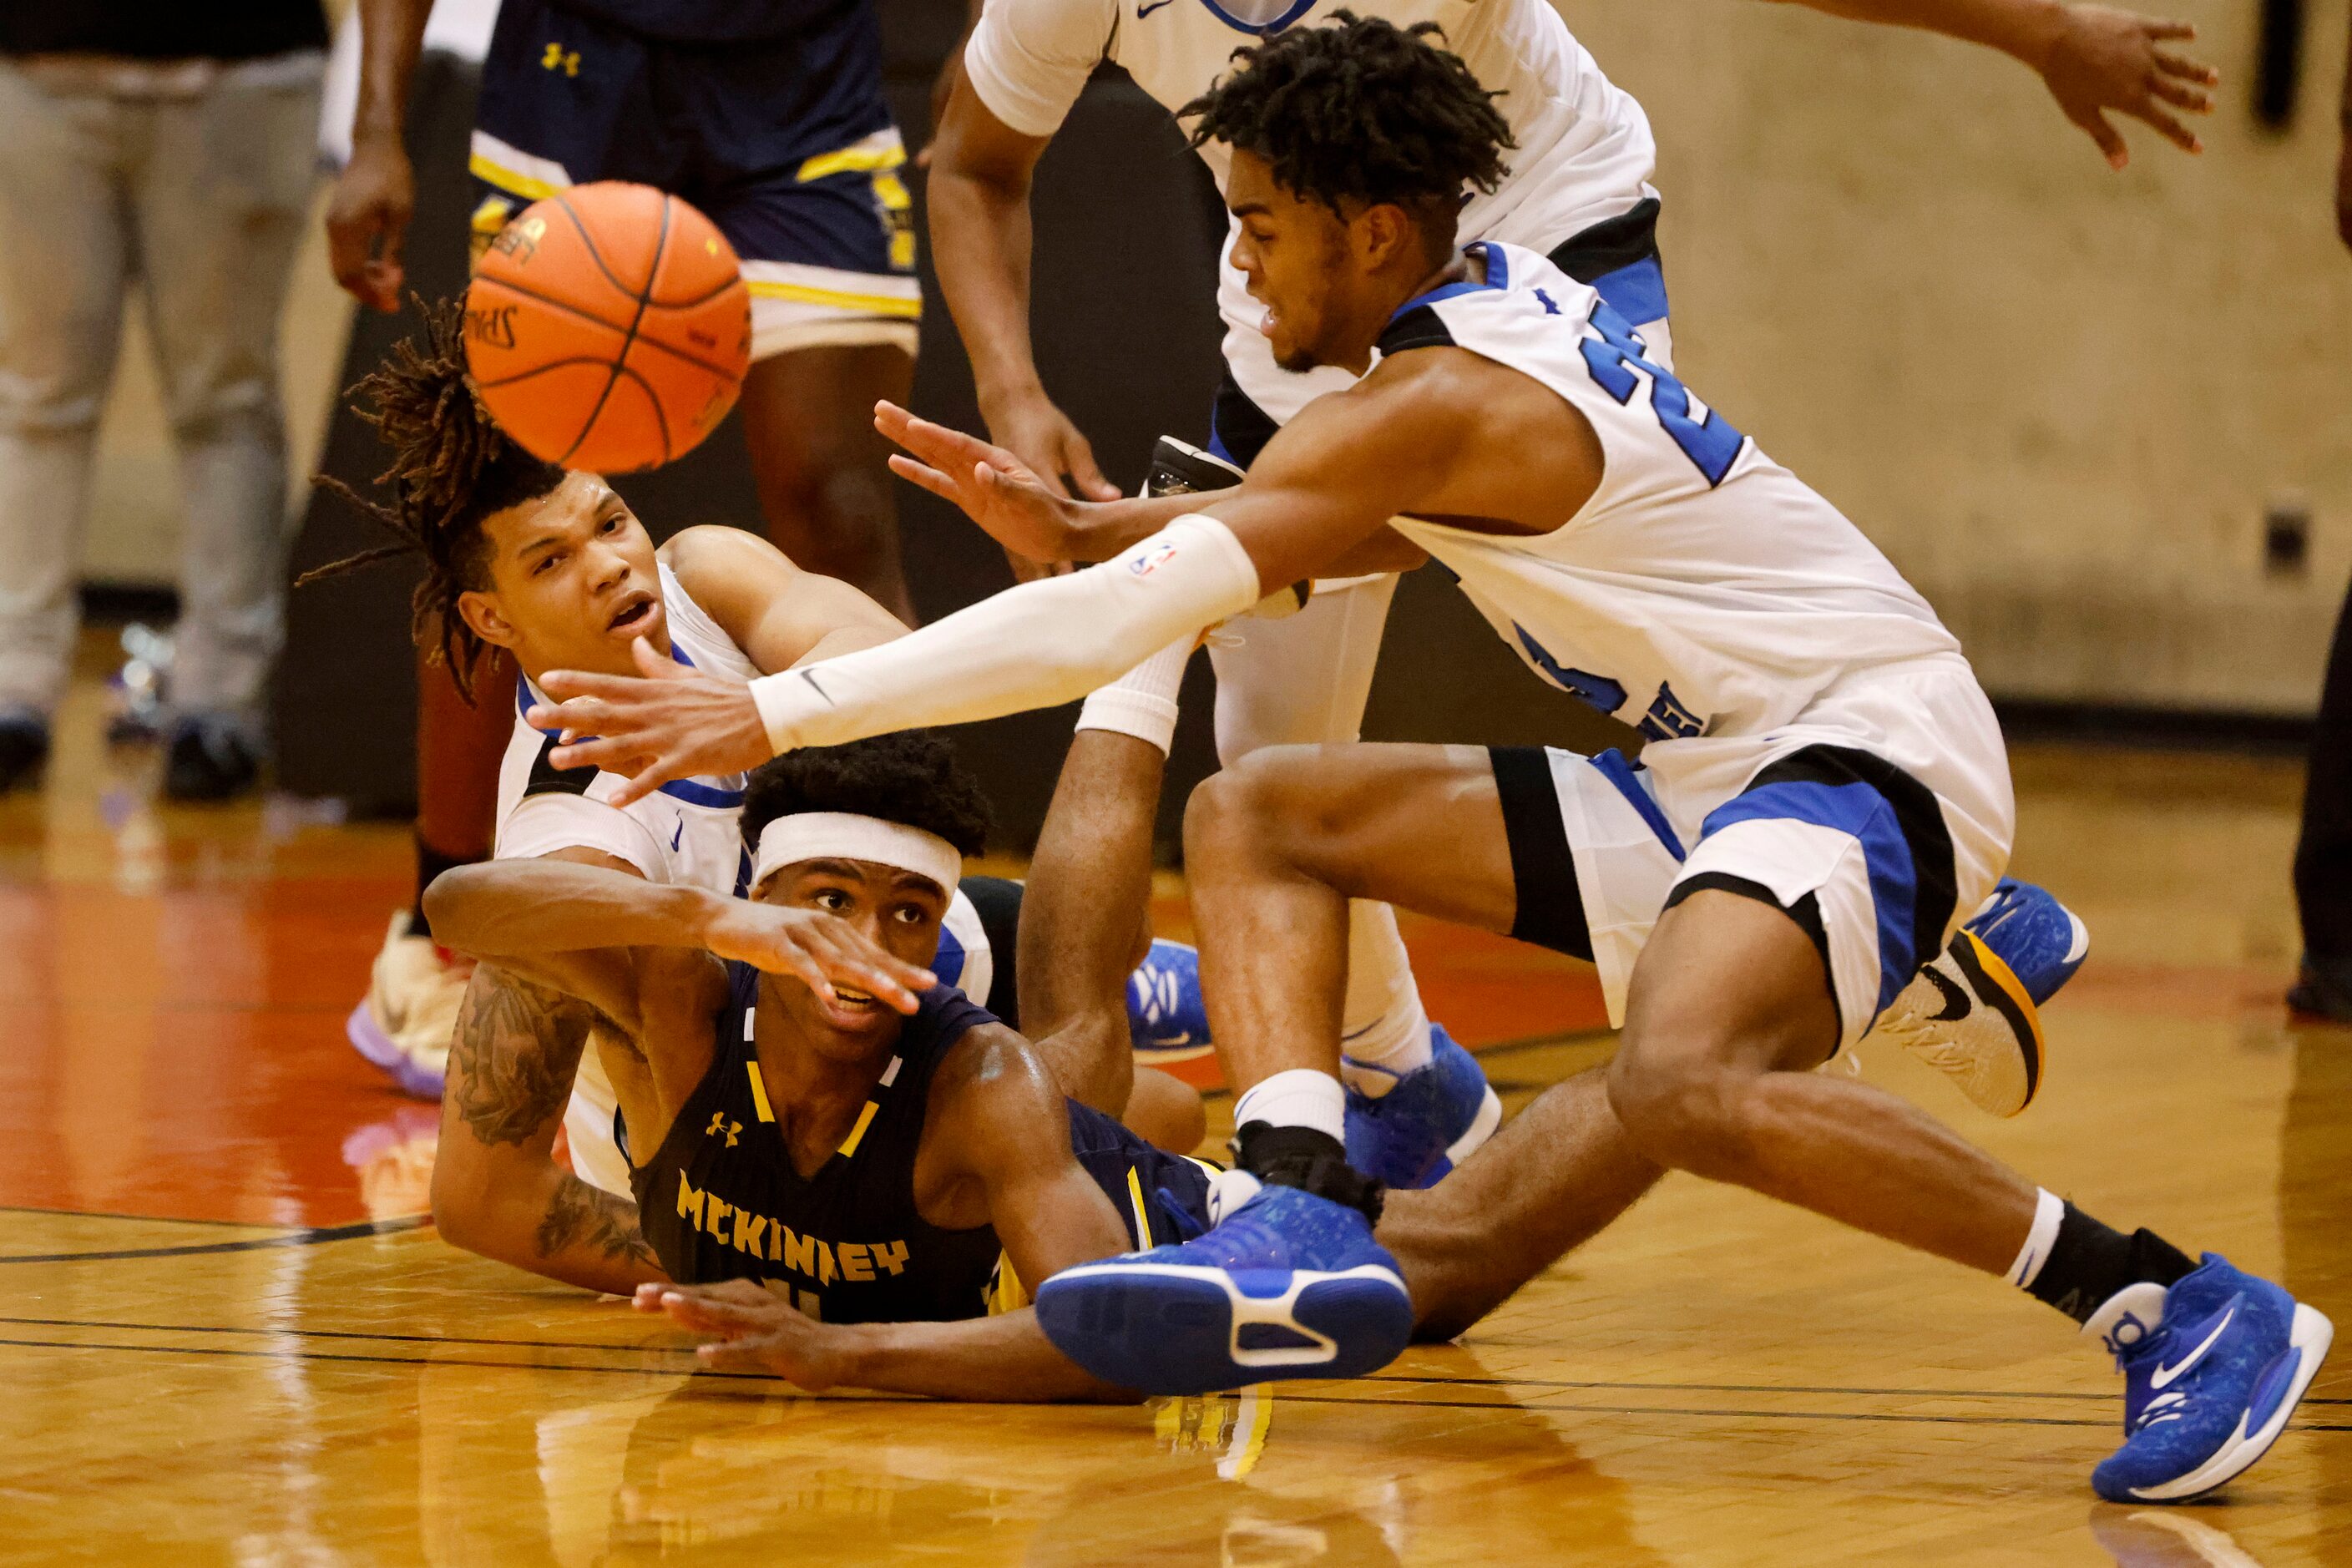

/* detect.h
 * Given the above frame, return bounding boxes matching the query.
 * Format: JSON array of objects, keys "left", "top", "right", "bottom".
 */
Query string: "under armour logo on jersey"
[
  {"left": 706, "top": 1112, "right": 741, "bottom": 1147},
  {"left": 1535, "top": 289, "right": 1562, "bottom": 316}
]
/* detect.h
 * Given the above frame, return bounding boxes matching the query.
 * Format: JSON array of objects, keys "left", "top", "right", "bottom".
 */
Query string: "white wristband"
[{"left": 1076, "top": 636, "right": 1194, "bottom": 755}]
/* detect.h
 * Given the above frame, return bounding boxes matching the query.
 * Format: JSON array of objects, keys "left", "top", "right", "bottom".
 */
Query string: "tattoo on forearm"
[
  {"left": 534, "top": 1176, "right": 658, "bottom": 1267},
  {"left": 448, "top": 967, "right": 604, "bottom": 1146}
]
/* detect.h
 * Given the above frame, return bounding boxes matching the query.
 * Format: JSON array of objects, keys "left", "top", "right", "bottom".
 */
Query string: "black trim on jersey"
[
  {"left": 1739, "top": 744, "right": 1960, "bottom": 980},
  {"left": 1209, "top": 373, "right": 1282, "bottom": 471},
  {"left": 1375, "top": 305, "right": 1459, "bottom": 358},
  {"left": 524, "top": 731, "right": 594, "bottom": 798},
  {"left": 1545, "top": 198, "right": 1663, "bottom": 284},
  {"left": 1490, "top": 746, "right": 1593, "bottom": 961},
  {"left": 958, "top": 874, "right": 1025, "bottom": 1030}
]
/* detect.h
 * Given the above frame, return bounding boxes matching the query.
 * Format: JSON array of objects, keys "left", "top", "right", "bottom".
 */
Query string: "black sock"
[
  {"left": 2028, "top": 1201, "right": 2198, "bottom": 1323},
  {"left": 411, "top": 836, "right": 481, "bottom": 943},
  {"left": 1233, "top": 1122, "right": 1385, "bottom": 1223}
]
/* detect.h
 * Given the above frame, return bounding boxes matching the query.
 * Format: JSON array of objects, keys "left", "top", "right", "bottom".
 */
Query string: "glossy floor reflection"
[{"left": 2, "top": 650, "right": 2346, "bottom": 1564}]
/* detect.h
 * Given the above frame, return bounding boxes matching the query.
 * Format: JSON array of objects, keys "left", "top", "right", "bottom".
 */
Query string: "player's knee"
[
  {"left": 1185, "top": 747, "right": 1346, "bottom": 884},
  {"left": 1606, "top": 1047, "right": 1759, "bottom": 1181}
]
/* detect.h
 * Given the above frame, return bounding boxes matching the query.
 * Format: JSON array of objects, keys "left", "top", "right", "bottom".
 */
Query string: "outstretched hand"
[
  {"left": 2040, "top": 6, "right": 2216, "bottom": 168},
  {"left": 876, "top": 400, "right": 1085, "bottom": 563},
  {"left": 524, "top": 637, "right": 773, "bottom": 807},
  {"left": 637, "top": 1279, "right": 857, "bottom": 1390}
]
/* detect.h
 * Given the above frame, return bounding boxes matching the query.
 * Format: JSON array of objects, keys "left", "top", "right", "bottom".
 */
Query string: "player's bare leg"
[
  {"left": 738, "top": 343, "right": 916, "bottom": 623},
  {"left": 1380, "top": 1067, "right": 1662, "bottom": 1342}
]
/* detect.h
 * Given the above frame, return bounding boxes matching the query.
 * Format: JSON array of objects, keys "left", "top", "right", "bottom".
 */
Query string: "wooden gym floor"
[{"left": 3, "top": 643, "right": 2347, "bottom": 1566}]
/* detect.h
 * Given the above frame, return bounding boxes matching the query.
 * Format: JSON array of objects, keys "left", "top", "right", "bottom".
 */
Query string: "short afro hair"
[
  {"left": 740, "top": 731, "right": 994, "bottom": 863},
  {"left": 1181, "top": 13, "right": 1514, "bottom": 240}
]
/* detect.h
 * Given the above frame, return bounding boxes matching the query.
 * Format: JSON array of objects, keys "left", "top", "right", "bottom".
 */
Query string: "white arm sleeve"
[
  {"left": 962, "top": 0, "right": 1116, "bottom": 139},
  {"left": 1075, "top": 635, "right": 1194, "bottom": 756},
  {"left": 751, "top": 514, "right": 1260, "bottom": 754},
  {"left": 495, "top": 793, "right": 672, "bottom": 883}
]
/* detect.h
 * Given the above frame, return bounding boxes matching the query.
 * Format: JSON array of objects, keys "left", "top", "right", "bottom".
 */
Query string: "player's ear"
[
  {"left": 1353, "top": 201, "right": 1414, "bottom": 272},
  {"left": 456, "top": 589, "right": 518, "bottom": 650}
]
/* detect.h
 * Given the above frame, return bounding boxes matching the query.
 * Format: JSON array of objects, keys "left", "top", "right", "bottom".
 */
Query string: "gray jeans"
[{"left": 0, "top": 56, "right": 321, "bottom": 726}]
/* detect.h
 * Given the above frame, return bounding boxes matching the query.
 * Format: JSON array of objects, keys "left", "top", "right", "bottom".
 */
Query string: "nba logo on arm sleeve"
[{"left": 1130, "top": 542, "right": 1181, "bottom": 576}]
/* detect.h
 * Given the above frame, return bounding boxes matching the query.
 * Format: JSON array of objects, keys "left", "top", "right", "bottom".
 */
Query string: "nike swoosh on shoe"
[{"left": 2151, "top": 1302, "right": 2238, "bottom": 1391}]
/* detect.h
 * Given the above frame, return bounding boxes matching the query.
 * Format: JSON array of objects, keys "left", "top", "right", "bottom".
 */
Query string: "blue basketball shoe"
[
  {"left": 2086, "top": 1255, "right": 2332, "bottom": 1503},
  {"left": 1870, "top": 878, "right": 2089, "bottom": 1117},
  {"left": 1343, "top": 1025, "right": 1504, "bottom": 1189},
  {"left": 1127, "top": 939, "right": 1213, "bottom": 1066},
  {"left": 1034, "top": 1174, "right": 1414, "bottom": 1396}
]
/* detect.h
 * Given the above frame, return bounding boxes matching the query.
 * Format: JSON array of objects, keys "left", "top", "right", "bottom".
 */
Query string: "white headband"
[{"left": 751, "top": 812, "right": 964, "bottom": 896}]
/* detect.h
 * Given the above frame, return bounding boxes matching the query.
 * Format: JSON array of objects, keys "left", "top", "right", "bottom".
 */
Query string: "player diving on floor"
[
  {"left": 524, "top": 17, "right": 2327, "bottom": 1500},
  {"left": 303, "top": 303, "right": 1207, "bottom": 1294}
]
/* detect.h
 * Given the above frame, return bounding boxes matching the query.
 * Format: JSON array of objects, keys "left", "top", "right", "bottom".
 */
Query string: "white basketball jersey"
[
  {"left": 965, "top": 0, "right": 1656, "bottom": 248},
  {"left": 1384, "top": 244, "right": 1962, "bottom": 745},
  {"left": 492, "top": 561, "right": 994, "bottom": 1195}
]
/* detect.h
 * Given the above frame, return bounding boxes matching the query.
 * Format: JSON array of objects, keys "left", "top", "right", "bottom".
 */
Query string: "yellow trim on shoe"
[{"left": 1955, "top": 930, "right": 2046, "bottom": 1112}]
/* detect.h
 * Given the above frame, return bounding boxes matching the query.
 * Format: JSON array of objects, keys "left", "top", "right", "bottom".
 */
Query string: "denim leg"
[
  {"left": 134, "top": 68, "right": 321, "bottom": 728},
  {"left": 0, "top": 64, "right": 130, "bottom": 717}
]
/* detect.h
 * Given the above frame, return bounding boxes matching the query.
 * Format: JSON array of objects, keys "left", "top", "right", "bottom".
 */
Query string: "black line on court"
[
  {"left": 1363, "top": 1370, "right": 2352, "bottom": 1407},
  {"left": 0, "top": 1333, "right": 914, "bottom": 1398},
  {"left": 0, "top": 1204, "right": 281, "bottom": 1231},
  {"left": 0, "top": 1215, "right": 428, "bottom": 1264},
  {"left": 0, "top": 1314, "right": 694, "bottom": 1360},
  {"left": 1274, "top": 1390, "right": 2352, "bottom": 1434}
]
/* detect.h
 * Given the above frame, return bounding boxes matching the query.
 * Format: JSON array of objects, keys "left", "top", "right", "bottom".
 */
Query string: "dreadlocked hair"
[
  {"left": 1181, "top": 13, "right": 1514, "bottom": 260},
  {"left": 298, "top": 298, "right": 564, "bottom": 703}
]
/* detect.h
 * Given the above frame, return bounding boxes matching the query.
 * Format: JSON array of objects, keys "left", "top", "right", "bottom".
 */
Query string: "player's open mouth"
[{"left": 607, "top": 594, "right": 655, "bottom": 633}]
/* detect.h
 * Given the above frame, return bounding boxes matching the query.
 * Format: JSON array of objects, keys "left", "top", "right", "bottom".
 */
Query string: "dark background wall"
[{"left": 276, "top": 8, "right": 1630, "bottom": 851}]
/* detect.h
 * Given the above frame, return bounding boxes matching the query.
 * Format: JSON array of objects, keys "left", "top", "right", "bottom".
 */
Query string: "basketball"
[{"left": 463, "top": 182, "right": 751, "bottom": 473}]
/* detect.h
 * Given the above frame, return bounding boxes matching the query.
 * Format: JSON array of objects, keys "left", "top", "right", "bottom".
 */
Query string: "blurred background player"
[
  {"left": 326, "top": 0, "right": 927, "bottom": 1078},
  {"left": 0, "top": 0, "right": 329, "bottom": 799},
  {"left": 926, "top": 0, "right": 2214, "bottom": 1148}
]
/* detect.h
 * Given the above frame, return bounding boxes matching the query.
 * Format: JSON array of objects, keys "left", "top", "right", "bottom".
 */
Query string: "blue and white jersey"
[
  {"left": 1382, "top": 243, "right": 1962, "bottom": 748},
  {"left": 493, "top": 561, "right": 994, "bottom": 1195}
]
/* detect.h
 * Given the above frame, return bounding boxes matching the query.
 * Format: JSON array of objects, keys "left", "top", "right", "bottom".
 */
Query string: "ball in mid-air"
[{"left": 463, "top": 181, "right": 750, "bottom": 473}]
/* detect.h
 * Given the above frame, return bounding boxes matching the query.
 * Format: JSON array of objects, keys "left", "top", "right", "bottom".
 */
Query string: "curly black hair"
[
  {"left": 299, "top": 299, "right": 565, "bottom": 702},
  {"left": 741, "top": 731, "right": 994, "bottom": 863},
  {"left": 1181, "top": 12, "right": 1514, "bottom": 245}
]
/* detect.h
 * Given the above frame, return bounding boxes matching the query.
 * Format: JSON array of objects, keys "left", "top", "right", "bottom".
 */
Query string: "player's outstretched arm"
[
  {"left": 424, "top": 858, "right": 937, "bottom": 1017},
  {"left": 325, "top": 0, "right": 433, "bottom": 311},
  {"left": 1774, "top": 0, "right": 2216, "bottom": 165},
  {"left": 527, "top": 378, "right": 1448, "bottom": 799},
  {"left": 432, "top": 965, "right": 670, "bottom": 1296},
  {"left": 638, "top": 1279, "right": 1130, "bottom": 1402}
]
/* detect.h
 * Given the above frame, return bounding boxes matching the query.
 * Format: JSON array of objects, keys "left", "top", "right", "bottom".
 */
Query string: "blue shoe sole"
[{"left": 1035, "top": 1262, "right": 1415, "bottom": 1396}]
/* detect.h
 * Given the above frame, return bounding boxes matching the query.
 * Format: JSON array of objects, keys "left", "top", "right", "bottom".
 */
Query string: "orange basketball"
[{"left": 463, "top": 182, "right": 751, "bottom": 473}]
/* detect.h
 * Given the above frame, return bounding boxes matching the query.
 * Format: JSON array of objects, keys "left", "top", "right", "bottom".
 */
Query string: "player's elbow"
[{"left": 417, "top": 864, "right": 492, "bottom": 954}]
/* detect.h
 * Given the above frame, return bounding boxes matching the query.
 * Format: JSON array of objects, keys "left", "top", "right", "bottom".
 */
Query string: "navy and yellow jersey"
[
  {"left": 630, "top": 964, "right": 1212, "bottom": 1323},
  {"left": 470, "top": 0, "right": 918, "bottom": 360}
]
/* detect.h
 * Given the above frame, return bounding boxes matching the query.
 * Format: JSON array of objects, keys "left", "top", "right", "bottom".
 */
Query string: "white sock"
[
  {"left": 1338, "top": 902, "right": 1434, "bottom": 1096},
  {"left": 1233, "top": 1069, "right": 1347, "bottom": 1143},
  {"left": 2006, "top": 1187, "right": 2066, "bottom": 1289}
]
